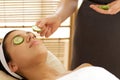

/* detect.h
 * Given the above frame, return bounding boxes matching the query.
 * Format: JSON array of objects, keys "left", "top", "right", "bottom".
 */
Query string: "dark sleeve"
[{"left": 87, "top": 0, "right": 114, "bottom": 4}]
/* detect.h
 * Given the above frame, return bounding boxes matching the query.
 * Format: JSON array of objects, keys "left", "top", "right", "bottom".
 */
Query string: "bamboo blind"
[{"left": 0, "top": 0, "right": 60, "bottom": 27}]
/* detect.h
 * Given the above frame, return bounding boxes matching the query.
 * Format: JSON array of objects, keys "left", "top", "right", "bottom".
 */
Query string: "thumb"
[{"left": 36, "top": 19, "right": 47, "bottom": 28}]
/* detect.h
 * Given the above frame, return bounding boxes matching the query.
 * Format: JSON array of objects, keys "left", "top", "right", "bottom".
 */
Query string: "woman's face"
[{"left": 5, "top": 30, "right": 48, "bottom": 69}]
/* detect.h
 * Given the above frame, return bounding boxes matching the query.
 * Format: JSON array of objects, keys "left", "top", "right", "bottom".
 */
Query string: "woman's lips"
[{"left": 29, "top": 40, "right": 39, "bottom": 48}]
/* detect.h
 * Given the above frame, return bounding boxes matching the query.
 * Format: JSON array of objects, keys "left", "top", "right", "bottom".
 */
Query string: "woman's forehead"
[
  {"left": 8, "top": 30, "right": 26, "bottom": 38},
  {"left": 11, "top": 30, "right": 26, "bottom": 35}
]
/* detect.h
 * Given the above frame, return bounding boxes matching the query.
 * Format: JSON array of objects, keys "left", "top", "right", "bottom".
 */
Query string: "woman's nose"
[
  {"left": 26, "top": 35, "right": 35, "bottom": 43},
  {"left": 26, "top": 35, "right": 30, "bottom": 43}
]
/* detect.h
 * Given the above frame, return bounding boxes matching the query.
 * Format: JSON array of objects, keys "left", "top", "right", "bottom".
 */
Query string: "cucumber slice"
[
  {"left": 32, "top": 25, "right": 41, "bottom": 32},
  {"left": 13, "top": 36, "right": 24, "bottom": 45},
  {"left": 99, "top": 5, "right": 109, "bottom": 10}
]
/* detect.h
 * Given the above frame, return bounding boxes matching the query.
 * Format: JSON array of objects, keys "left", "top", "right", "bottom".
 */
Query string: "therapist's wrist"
[{"left": 54, "top": 14, "right": 64, "bottom": 24}]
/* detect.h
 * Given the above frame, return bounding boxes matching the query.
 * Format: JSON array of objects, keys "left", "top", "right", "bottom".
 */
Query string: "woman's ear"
[{"left": 8, "top": 61, "right": 18, "bottom": 72}]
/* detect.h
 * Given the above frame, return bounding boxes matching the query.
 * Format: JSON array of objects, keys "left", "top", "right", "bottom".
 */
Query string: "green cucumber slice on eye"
[
  {"left": 32, "top": 25, "right": 41, "bottom": 32},
  {"left": 99, "top": 5, "right": 110, "bottom": 10},
  {"left": 13, "top": 36, "right": 24, "bottom": 45}
]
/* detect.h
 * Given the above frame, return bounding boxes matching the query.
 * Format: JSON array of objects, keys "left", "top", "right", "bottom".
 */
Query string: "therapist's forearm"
[{"left": 55, "top": 0, "right": 78, "bottom": 23}]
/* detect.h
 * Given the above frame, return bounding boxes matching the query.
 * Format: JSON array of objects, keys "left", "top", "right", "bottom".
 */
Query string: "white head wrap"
[{"left": 0, "top": 39, "right": 23, "bottom": 79}]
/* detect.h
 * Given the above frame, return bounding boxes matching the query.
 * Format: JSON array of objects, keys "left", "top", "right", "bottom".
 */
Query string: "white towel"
[{"left": 57, "top": 66, "right": 119, "bottom": 80}]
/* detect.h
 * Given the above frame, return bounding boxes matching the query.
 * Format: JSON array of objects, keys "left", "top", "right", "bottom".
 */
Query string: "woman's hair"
[
  {"left": 0, "top": 30, "right": 15, "bottom": 76},
  {"left": 0, "top": 30, "right": 26, "bottom": 80}
]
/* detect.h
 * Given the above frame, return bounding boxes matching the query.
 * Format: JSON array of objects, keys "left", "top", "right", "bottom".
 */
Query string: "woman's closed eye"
[{"left": 13, "top": 35, "right": 24, "bottom": 45}]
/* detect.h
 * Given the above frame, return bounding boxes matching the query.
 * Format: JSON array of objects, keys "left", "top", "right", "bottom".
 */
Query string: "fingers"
[
  {"left": 35, "top": 15, "right": 60, "bottom": 37},
  {"left": 38, "top": 25, "right": 53, "bottom": 37},
  {"left": 45, "top": 25, "right": 58, "bottom": 37},
  {"left": 36, "top": 19, "right": 49, "bottom": 37},
  {"left": 90, "top": 3, "right": 120, "bottom": 15},
  {"left": 108, "top": 8, "right": 119, "bottom": 14},
  {"left": 108, "top": 5, "right": 120, "bottom": 14},
  {"left": 39, "top": 25, "right": 48, "bottom": 37},
  {"left": 45, "top": 27, "right": 52, "bottom": 37},
  {"left": 90, "top": 4, "right": 111, "bottom": 14},
  {"left": 36, "top": 18, "right": 47, "bottom": 29}
]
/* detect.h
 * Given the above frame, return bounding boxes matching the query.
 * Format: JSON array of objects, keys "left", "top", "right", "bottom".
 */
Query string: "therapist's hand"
[
  {"left": 90, "top": 0, "right": 120, "bottom": 15},
  {"left": 36, "top": 15, "right": 61, "bottom": 37}
]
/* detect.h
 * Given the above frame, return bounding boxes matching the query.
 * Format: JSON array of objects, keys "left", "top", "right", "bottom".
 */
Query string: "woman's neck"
[{"left": 20, "top": 63, "right": 61, "bottom": 80}]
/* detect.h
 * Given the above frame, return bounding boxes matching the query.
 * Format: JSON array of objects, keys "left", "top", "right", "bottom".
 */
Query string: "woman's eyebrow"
[
  {"left": 26, "top": 31, "right": 36, "bottom": 37},
  {"left": 26, "top": 31, "right": 31, "bottom": 34},
  {"left": 12, "top": 34, "right": 20, "bottom": 40}
]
